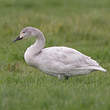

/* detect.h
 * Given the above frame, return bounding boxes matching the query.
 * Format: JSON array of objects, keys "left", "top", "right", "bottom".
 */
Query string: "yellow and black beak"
[{"left": 13, "top": 36, "right": 23, "bottom": 42}]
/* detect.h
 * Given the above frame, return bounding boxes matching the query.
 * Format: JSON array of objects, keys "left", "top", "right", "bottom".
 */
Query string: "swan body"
[{"left": 14, "top": 27, "right": 106, "bottom": 79}]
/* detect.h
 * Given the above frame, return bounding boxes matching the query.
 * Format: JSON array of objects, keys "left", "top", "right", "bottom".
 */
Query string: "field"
[{"left": 0, "top": 0, "right": 110, "bottom": 110}]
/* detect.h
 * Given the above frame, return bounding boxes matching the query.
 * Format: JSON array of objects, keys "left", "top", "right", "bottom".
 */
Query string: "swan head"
[{"left": 13, "top": 27, "right": 41, "bottom": 42}]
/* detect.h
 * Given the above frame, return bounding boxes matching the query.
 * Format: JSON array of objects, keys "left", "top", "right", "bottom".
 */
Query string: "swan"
[{"left": 13, "top": 27, "right": 106, "bottom": 79}]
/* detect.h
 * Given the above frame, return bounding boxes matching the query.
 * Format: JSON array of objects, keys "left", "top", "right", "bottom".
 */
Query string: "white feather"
[{"left": 16, "top": 27, "right": 106, "bottom": 79}]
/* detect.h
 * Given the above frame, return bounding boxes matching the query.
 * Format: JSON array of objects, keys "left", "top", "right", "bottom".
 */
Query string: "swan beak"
[{"left": 13, "top": 36, "right": 23, "bottom": 42}]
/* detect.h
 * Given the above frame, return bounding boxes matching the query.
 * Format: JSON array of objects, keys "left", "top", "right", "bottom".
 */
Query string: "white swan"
[{"left": 13, "top": 27, "right": 106, "bottom": 79}]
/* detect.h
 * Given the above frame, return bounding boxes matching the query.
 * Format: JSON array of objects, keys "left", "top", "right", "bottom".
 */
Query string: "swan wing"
[
  {"left": 36, "top": 47, "right": 106, "bottom": 73},
  {"left": 45, "top": 47, "right": 99, "bottom": 67}
]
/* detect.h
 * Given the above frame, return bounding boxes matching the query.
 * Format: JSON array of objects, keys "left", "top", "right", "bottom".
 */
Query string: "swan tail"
[
  {"left": 86, "top": 58, "right": 107, "bottom": 72},
  {"left": 94, "top": 66, "right": 107, "bottom": 72},
  {"left": 90, "top": 66, "right": 107, "bottom": 72},
  {"left": 81, "top": 66, "right": 107, "bottom": 72}
]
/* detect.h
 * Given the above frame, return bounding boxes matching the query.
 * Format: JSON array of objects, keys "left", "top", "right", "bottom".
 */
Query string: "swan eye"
[{"left": 22, "top": 31, "right": 25, "bottom": 33}]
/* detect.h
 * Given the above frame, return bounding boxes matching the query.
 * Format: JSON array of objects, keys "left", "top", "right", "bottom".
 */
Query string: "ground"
[{"left": 0, "top": 0, "right": 110, "bottom": 110}]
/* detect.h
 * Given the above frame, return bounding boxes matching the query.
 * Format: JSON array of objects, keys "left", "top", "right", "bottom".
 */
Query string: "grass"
[{"left": 0, "top": 0, "right": 110, "bottom": 110}]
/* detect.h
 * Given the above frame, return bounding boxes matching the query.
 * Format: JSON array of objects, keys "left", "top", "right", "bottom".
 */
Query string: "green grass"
[{"left": 0, "top": 0, "right": 110, "bottom": 110}]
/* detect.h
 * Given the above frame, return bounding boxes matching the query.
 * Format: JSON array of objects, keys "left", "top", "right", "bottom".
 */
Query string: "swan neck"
[
  {"left": 35, "top": 32, "right": 45, "bottom": 48},
  {"left": 24, "top": 30, "right": 45, "bottom": 65},
  {"left": 32, "top": 31, "right": 45, "bottom": 54}
]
